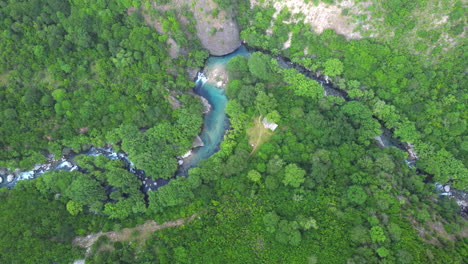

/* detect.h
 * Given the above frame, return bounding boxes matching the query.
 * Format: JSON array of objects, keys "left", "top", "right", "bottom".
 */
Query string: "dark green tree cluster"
[{"left": 0, "top": 0, "right": 206, "bottom": 171}]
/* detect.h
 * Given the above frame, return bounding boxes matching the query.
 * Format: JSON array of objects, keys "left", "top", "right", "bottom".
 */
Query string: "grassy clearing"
[{"left": 247, "top": 116, "right": 274, "bottom": 155}]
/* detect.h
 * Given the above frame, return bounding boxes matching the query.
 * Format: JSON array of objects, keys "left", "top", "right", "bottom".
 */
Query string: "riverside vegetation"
[{"left": 0, "top": 0, "right": 466, "bottom": 263}]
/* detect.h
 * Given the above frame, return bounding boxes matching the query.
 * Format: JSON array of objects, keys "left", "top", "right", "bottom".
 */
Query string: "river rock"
[
  {"left": 193, "top": 135, "right": 205, "bottom": 148},
  {"left": 182, "top": 150, "right": 192, "bottom": 159},
  {"left": 444, "top": 185, "right": 451, "bottom": 192},
  {"left": 199, "top": 96, "right": 212, "bottom": 113},
  {"left": 187, "top": 68, "right": 201, "bottom": 80},
  {"left": 0, "top": 176, "right": 3, "bottom": 184},
  {"left": 7, "top": 174, "right": 14, "bottom": 182},
  {"left": 404, "top": 142, "right": 419, "bottom": 160}
]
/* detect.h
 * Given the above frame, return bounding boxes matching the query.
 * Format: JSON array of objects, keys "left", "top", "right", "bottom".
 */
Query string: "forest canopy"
[{"left": 0, "top": 0, "right": 466, "bottom": 263}]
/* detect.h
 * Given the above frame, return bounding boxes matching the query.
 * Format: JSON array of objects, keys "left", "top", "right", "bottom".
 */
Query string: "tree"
[
  {"left": 376, "top": 247, "right": 390, "bottom": 258},
  {"left": 346, "top": 185, "right": 368, "bottom": 205},
  {"left": 322, "top": 58, "right": 343, "bottom": 77},
  {"left": 282, "top": 164, "right": 306, "bottom": 188},
  {"left": 248, "top": 52, "right": 274, "bottom": 80},
  {"left": 64, "top": 175, "right": 106, "bottom": 205},
  {"left": 275, "top": 220, "right": 301, "bottom": 246},
  {"left": 263, "top": 212, "right": 280, "bottom": 233},
  {"left": 255, "top": 91, "right": 277, "bottom": 115},
  {"left": 282, "top": 68, "right": 323, "bottom": 99},
  {"left": 297, "top": 215, "right": 318, "bottom": 230},
  {"left": 66, "top": 200, "right": 83, "bottom": 216},
  {"left": 247, "top": 170, "right": 261, "bottom": 183},
  {"left": 350, "top": 225, "right": 371, "bottom": 244},
  {"left": 370, "top": 226, "right": 386, "bottom": 243},
  {"left": 267, "top": 155, "right": 285, "bottom": 175}
]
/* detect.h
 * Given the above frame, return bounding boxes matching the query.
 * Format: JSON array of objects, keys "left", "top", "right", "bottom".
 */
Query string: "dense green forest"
[{"left": 0, "top": 0, "right": 466, "bottom": 263}]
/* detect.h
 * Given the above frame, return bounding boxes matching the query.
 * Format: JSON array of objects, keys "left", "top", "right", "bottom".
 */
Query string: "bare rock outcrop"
[{"left": 190, "top": 0, "right": 241, "bottom": 55}]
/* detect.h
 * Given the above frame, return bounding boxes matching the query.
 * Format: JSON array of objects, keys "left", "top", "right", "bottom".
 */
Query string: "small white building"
[{"left": 262, "top": 117, "right": 278, "bottom": 131}]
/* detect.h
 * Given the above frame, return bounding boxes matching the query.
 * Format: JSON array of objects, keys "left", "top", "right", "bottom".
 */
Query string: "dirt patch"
[{"left": 73, "top": 214, "right": 197, "bottom": 249}]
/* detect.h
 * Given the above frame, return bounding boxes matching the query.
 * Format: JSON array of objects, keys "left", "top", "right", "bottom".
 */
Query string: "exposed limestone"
[
  {"left": 253, "top": 0, "right": 364, "bottom": 40},
  {"left": 187, "top": 67, "right": 201, "bottom": 80},
  {"left": 374, "top": 135, "right": 385, "bottom": 148},
  {"left": 192, "top": 135, "right": 205, "bottom": 148},
  {"left": 168, "top": 95, "right": 182, "bottom": 109},
  {"left": 192, "top": 1, "right": 241, "bottom": 55},
  {"left": 282, "top": 32, "right": 293, "bottom": 50},
  {"left": 182, "top": 150, "right": 192, "bottom": 159},
  {"left": 404, "top": 142, "right": 419, "bottom": 160},
  {"left": 199, "top": 95, "right": 212, "bottom": 113},
  {"left": 129, "top": 0, "right": 241, "bottom": 56}
]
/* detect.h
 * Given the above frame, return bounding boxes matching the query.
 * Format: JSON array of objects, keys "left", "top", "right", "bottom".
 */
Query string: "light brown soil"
[{"left": 73, "top": 214, "right": 197, "bottom": 249}]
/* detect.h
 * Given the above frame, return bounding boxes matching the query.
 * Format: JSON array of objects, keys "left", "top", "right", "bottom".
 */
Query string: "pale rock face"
[
  {"left": 374, "top": 135, "right": 385, "bottom": 148},
  {"left": 7, "top": 174, "right": 14, "bottom": 182},
  {"left": 193, "top": 135, "right": 205, "bottom": 148},
  {"left": 182, "top": 150, "right": 192, "bottom": 159},
  {"left": 191, "top": 0, "right": 241, "bottom": 56}
]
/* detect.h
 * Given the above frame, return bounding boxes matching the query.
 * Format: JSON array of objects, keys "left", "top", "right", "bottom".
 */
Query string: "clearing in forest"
[
  {"left": 248, "top": 116, "right": 274, "bottom": 155},
  {"left": 73, "top": 214, "right": 197, "bottom": 249}
]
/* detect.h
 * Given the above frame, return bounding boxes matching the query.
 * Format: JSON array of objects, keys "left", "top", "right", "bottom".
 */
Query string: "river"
[
  {"left": 0, "top": 46, "right": 250, "bottom": 192},
  {"left": 0, "top": 46, "right": 464, "bottom": 214}
]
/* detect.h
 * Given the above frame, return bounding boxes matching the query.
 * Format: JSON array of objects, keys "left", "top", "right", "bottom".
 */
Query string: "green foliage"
[
  {"left": 247, "top": 169, "right": 262, "bottom": 183},
  {"left": 282, "top": 163, "right": 306, "bottom": 188},
  {"left": 346, "top": 185, "right": 368, "bottom": 205},
  {"left": 0, "top": 1, "right": 466, "bottom": 263},
  {"left": 263, "top": 211, "right": 280, "bottom": 233},
  {"left": 322, "top": 58, "right": 344, "bottom": 77},
  {"left": 66, "top": 200, "right": 84, "bottom": 216},
  {"left": 248, "top": 52, "right": 277, "bottom": 81},
  {"left": 377, "top": 247, "right": 390, "bottom": 258},
  {"left": 282, "top": 68, "right": 324, "bottom": 99},
  {"left": 370, "top": 226, "right": 387, "bottom": 243}
]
